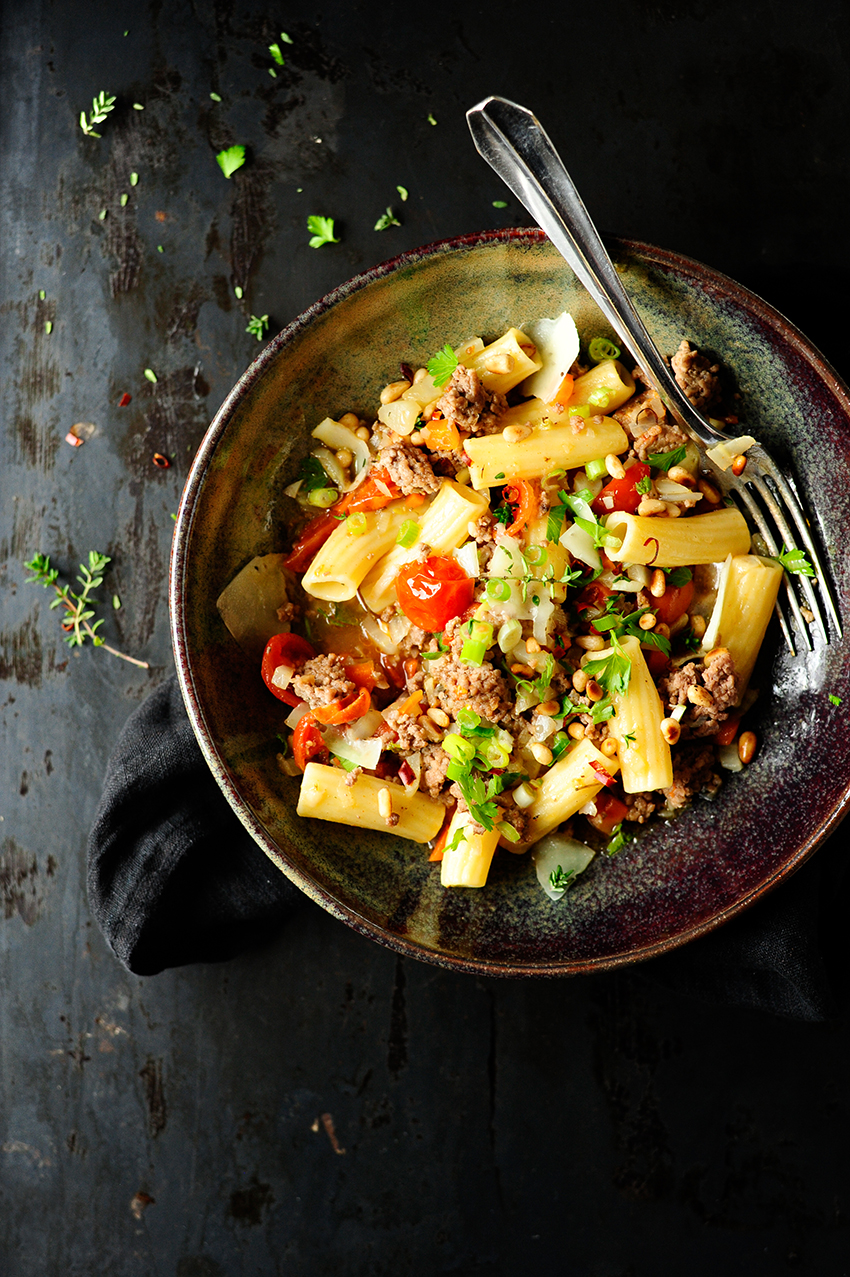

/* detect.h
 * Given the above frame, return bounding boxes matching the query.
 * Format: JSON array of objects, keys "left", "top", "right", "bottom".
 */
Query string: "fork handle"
[{"left": 466, "top": 95, "right": 727, "bottom": 447}]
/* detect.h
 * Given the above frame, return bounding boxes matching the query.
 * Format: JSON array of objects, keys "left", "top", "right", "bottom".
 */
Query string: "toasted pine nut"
[
  {"left": 667, "top": 503, "right": 681, "bottom": 518},
  {"left": 336, "top": 447, "right": 354, "bottom": 468},
  {"left": 731, "top": 454, "right": 747, "bottom": 476},
  {"left": 660, "top": 717, "right": 681, "bottom": 744},
  {"left": 572, "top": 669, "right": 589, "bottom": 694},
  {"left": 576, "top": 634, "right": 606, "bottom": 651},
  {"left": 689, "top": 614, "right": 707, "bottom": 639},
  {"left": 650, "top": 569, "right": 667, "bottom": 598},
  {"left": 413, "top": 367, "right": 428, "bottom": 384},
  {"left": 409, "top": 428, "right": 430, "bottom": 446},
  {"left": 654, "top": 622, "right": 670, "bottom": 640},
  {"left": 426, "top": 707, "right": 450, "bottom": 727},
  {"left": 800, "top": 606, "right": 815, "bottom": 623},
  {"left": 380, "top": 379, "right": 411, "bottom": 404},
  {"left": 704, "top": 645, "right": 730, "bottom": 665},
  {"left": 605, "top": 453, "right": 626, "bottom": 479},
  {"left": 687, "top": 684, "right": 714, "bottom": 708},
  {"left": 638, "top": 498, "right": 668, "bottom": 517},
  {"left": 738, "top": 730, "right": 757, "bottom": 764},
  {"left": 511, "top": 663, "right": 534, "bottom": 677},
  {"left": 670, "top": 613, "right": 690, "bottom": 636},
  {"left": 377, "top": 787, "right": 393, "bottom": 819},
  {"left": 339, "top": 412, "right": 360, "bottom": 429},
  {"left": 601, "top": 738, "right": 619, "bottom": 757},
  {"left": 667, "top": 464, "right": 695, "bottom": 486},
  {"left": 502, "top": 423, "right": 532, "bottom": 444},
  {"left": 419, "top": 717, "right": 442, "bottom": 742},
  {"left": 536, "top": 699, "right": 560, "bottom": 716},
  {"left": 525, "top": 636, "right": 542, "bottom": 654},
  {"left": 639, "top": 612, "right": 657, "bottom": 630},
  {"left": 698, "top": 478, "right": 721, "bottom": 504},
  {"left": 530, "top": 742, "right": 553, "bottom": 766},
  {"left": 585, "top": 679, "right": 604, "bottom": 702},
  {"left": 567, "top": 721, "right": 586, "bottom": 740},
  {"left": 484, "top": 353, "right": 514, "bottom": 375},
  {"left": 355, "top": 425, "right": 371, "bottom": 442}
]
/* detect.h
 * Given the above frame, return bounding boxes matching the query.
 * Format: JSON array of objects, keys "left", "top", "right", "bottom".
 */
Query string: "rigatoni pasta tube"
[
  {"left": 605, "top": 508, "right": 751, "bottom": 568},
  {"left": 505, "top": 738, "right": 620, "bottom": 848},
  {"left": 600, "top": 636, "right": 673, "bottom": 793},
  {"left": 568, "top": 359, "right": 636, "bottom": 412},
  {"left": 297, "top": 763, "right": 445, "bottom": 843},
  {"left": 700, "top": 554, "right": 783, "bottom": 692},
  {"left": 440, "top": 808, "right": 500, "bottom": 888},
  {"left": 301, "top": 505, "right": 410, "bottom": 601},
  {"left": 467, "top": 416, "right": 629, "bottom": 491},
  {"left": 463, "top": 327, "right": 541, "bottom": 395},
  {"left": 360, "top": 480, "right": 488, "bottom": 613}
]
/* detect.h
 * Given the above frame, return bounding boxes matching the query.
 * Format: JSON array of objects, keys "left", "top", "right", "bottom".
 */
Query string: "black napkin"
[{"left": 88, "top": 676, "right": 839, "bottom": 1018}]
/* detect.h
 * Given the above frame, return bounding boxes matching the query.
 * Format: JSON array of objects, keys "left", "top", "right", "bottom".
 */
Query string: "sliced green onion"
[
  {"left": 524, "top": 545, "right": 547, "bottom": 567},
  {"left": 396, "top": 519, "right": 419, "bottom": 549},
  {"left": 569, "top": 403, "right": 592, "bottom": 420},
  {"left": 588, "top": 337, "right": 621, "bottom": 363},
  {"left": 587, "top": 388, "right": 612, "bottom": 409},
  {"left": 497, "top": 820, "right": 520, "bottom": 843},
  {"left": 457, "top": 709, "right": 481, "bottom": 733},
  {"left": 584, "top": 456, "right": 609, "bottom": 481},
  {"left": 443, "top": 734, "right": 475, "bottom": 764},
  {"left": 308, "top": 487, "right": 339, "bottom": 508},
  {"left": 486, "top": 577, "right": 511, "bottom": 602},
  {"left": 345, "top": 509, "right": 367, "bottom": 530},
  {"left": 497, "top": 618, "right": 522, "bottom": 653},
  {"left": 483, "top": 739, "right": 511, "bottom": 769},
  {"left": 461, "top": 639, "right": 488, "bottom": 665}
]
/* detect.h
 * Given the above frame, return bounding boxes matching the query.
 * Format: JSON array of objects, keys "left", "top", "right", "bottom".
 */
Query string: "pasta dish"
[{"left": 217, "top": 317, "right": 786, "bottom": 899}]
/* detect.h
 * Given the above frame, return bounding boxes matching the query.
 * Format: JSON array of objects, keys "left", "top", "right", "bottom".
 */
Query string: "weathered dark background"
[{"left": 3, "top": 1, "right": 850, "bottom": 1273}]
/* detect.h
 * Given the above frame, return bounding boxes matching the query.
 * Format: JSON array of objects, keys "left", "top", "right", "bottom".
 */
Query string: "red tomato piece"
[
  {"left": 592, "top": 463, "right": 650, "bottom": 516},
  {"left": 282, "top": 510, "right": 341, "bottom": 573},
  {"left": 261, "top": 633, "right": 316, "bottom": 703},
  {"left": 653, "top": 578, "right": 695, "bottom": 627},
  {"left": 291, "top": 713, "right": 329, "bottom": 771},
  {"left": 311, "top": 685, "right": 371, "bottom": 726},
  {"left": 503, "top": 478, "right": 541, "bottom": 537},
  {"left": 395, "top": 556, "right": 475, "bottom": 631},
  {"left": 644, "top": 647, "right": 670, "bottom": 679},
  {"left": 714, "top": 714, "right": 742, "bottom": 747},
  {"left": 586, "top": 789, "right": 630, "bottom": 836}
]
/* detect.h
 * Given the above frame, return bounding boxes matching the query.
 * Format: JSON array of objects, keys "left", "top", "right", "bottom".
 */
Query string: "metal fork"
[{"left": 466, "top": 95, "right": 841, "bottom": 653}]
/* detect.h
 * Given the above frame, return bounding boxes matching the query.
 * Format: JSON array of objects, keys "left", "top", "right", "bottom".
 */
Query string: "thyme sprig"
[
  {"left": 79, "top": 91, "right": 116, "bottom": 137},
  {"left": 25, "top": 552, "right": 149, "bottom": 668}
]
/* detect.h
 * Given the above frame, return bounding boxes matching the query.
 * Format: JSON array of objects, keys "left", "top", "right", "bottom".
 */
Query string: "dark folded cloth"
[{"left": 88, "top": 676, "right": 839, "bottom": 1018}]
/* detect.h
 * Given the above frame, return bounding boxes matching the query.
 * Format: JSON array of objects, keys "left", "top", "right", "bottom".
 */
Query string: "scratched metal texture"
[{"left": 2, "top": 1, "right": 850, "bottom": 1274}]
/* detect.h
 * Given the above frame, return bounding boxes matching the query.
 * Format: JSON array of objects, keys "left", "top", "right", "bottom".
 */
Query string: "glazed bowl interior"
[{"left": 171, "top": 230, "right": 850, "bottom": 976}]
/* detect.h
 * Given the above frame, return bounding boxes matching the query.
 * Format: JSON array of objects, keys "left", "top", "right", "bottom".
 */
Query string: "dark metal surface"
[{"left": 2, "top": 1, "right": 850, "bottom": 1273}]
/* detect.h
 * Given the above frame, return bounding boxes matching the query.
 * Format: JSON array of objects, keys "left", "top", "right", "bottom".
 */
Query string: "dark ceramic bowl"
[{"left": 170, "top": 230, "right": 850, "bottom": 976}]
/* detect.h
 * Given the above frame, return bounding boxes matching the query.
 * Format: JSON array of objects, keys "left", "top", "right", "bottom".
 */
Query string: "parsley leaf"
[
  {"left": 426, "top": 343, "right": 459, "bottom": 388},
  {"left": 647, "top": 445, "right": 687, "bottom": 471},
  {"left": 635, "top": 474, "right": 652, "bottom": 495},
  {"left": 245, "top": 314, "right": 269, "bottom": 341},
  {"left": 776, "top": 545, "right": 815, "bottom": 577},
  {"left": 606, "top": 826, "right": 629, "bottom": 856},
  {"left": 559, "top": 489, "right": 621, "bottom": 549},
  {"left": 298, "top": 456, "right": 329, "bottom": 492},
  {"left": 583, "top": 643, "right": 632, "bottom": 697},
  {"left": 307, "top": 215, "right": 340, "bottom": 248},
  {"left": 269, "top": 42, "right": 285, "bottom": 65},
  {"left": 829, "top": 693, "right": 842, "bottom": 707},
  {"left": 664, "top": 566, "right": 693, "bottom": 587},
  {"left": 492, "top": 500, "right": 512, "bottom": 526},
  {"left": 591, "top": 597, "right": 672, "bottom": 655},
  {"left": 374, "top": 206, "right": 401, "bottom": 231},
  {"left": 216, "top": 145, "right": 246, "bottom": 179}
]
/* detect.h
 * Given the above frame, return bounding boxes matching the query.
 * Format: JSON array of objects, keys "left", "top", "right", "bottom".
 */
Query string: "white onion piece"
[
  {"left": 532, "top": 715, "right": 557, "bottom": 742},
  {"left": 532, "top": 833, "right": 595, "bottom": 901},
  {"left": 611, "top": 578, "right": 643, "bottom": 593},
  {"left": 284, "top": 479, "right": 303, "bottom": 499},
  {"left": 514, "top": 686, "right": 538, "bottom": 714},
  {"left": 705, "top": 434, "right": 757, "bottom": 471},
  {"left": 670, "top": 703, "right": 688, "bottom": 723},
  {"left": 488, "top": 535, "right": 524, "bottom": 579},
  {"left": 387, "top": 613, "right": 412, "bottom": 646},
  {"left": 401, "top": 751, "right": 422, "bottom": 795},
  {"left": 531, "top": 585, "right": 555, "bottom": 644},
  {"left": 284, "top": 703, "right": 311, "bottom": 729},
  {"left": 453, "top": 540, "right": 481, "bottom": 579},
  {"left": 699, "top": 555, "right": 733, "bottom": 654},
  {"left": 718, "top": 742, "right": 743, "bottom": 772},
  {"left": 360, "top": 612, "right": 398, "bottom": 654},
  {"left": 311, "top": 445, "right": 346, "bottom": 490},
  {"left": 323, "top": 729, "right": 383, "bottom": 771},
  {"left": 347, "top": 709, "right": 384, "bottom": 741},
  {"left": 656, "top": 477, "right": 702, "bottom": 504},
  {"left": 311, "top": 418, "right": 371, "bottom": 487},
  {"left": 377, "top": 398, "right": 420, "bottom": 436},
  {"left": 627, "top": 563, "right": 651, "bottom": 589},
  {"left": 560, "top": 521, "right": 601, "bottom": 572},
  {"left": 277, "top": 755, "right": 303, "bottom": 777},
  {"left": 270, "top": 663, "right": 294, "bottom": 690}
]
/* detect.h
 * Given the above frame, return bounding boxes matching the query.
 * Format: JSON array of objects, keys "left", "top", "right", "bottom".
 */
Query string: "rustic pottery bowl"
[{"left": 170, "top": 230, "right": 850, "bottom": 976}]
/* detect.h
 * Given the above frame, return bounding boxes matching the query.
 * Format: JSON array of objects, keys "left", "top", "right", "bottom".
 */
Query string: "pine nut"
[
  {"left": 413, "top": 367, "right": 428, "bottom": 384},
  {"left": 698, "top": 478, "right": 721, "bottom": 504},
  {"left": 638, "top": 498, "right": 668, "bottom": 517},
  {"left": 526, "top": 636, "right": 542, "bottom": 654},
  {"left": 567, "top": 721, "right": 586, "bottom": 740},
  {"left": 660, "top": 717, "right": 681, "bottom": 744},
  {"left": 731, "top": 454, "right": 747, "bottom": 476},
  {"left": 409, "top": 429, "right": 430, "bottom": 446},
  {"left": 380, "top": 379, "right": 411, "bottom": 404},
  {"left": 654, "top": 622, "right": 671, "bottom": 640},
  {"left": 530, "top": 742, "right": 553, "bottom": 766},
  {"left": 339, "top": 412, "right": 360, "bottom": 429},
  {"left": 336, "top": 447, "right": 354, "bottom": 468},
  {"left": 667, "top": 465, "right": 695, "bottom": 486},
  {"left": 484, "top": 353, "right": 514, "bottom": 375},
  {"left": 536, "top": 699, "right": 560, "bottom": 716},
  {"left": 502, "top": 423, "right": 532, "bottom": 443},
  {"left": 511, "top": 663, "right": 534, "bottom": 677},
  {"left": 576, "top": 634, "right": 606, "bottom": 651},
  {"left": 670, "top": 613, "right": 690, "bottom": 636},
  {"left": 377, "top": 787, "right": 393, "bottom": 819},
  {"left": 639, "top": 612, "right": 657, "bottom": 630},
  {"left": 667, "top": 504, "right": 681, "bottom": 518},
  {"left": 355, "top": 426, "right": 371, "bottom": 442},
  {"left": 687, "top": 685, "right": 714, "bottom": 708},
  {"left": 586, "top": 679, "right": 604, "bottom": 702},
  {"left": 704, "top": 646, "right": 730, "bottom": 665},
  {"left": 689, "top": 614, "right": 706, "bottom": 639},
  {"left": 605, "top": 453, "right": 626, "bottom": 479},
  {"left": 572, "top": 669, "right": 589, "bottom": 694},
  {"left": 650, "top": 569, "right": 667, "bottom": 598},
  {"left": 738, "top": 730, "right": 757, "bottom": 764},
  {"left": 426, "top": 707, "right": 449, "bottom": 727},
  {"left": 601, "top": 738, "right": 619, "bottom": 757}
]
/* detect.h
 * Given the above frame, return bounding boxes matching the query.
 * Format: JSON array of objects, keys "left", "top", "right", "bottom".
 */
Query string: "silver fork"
[{"left": 466, "top": 95, "right": 841, "bottom": 654}]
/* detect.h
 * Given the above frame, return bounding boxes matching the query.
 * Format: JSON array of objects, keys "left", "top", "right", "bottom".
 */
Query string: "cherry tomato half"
[
  {"left": 261, "top": 632, "right": 316, "bottom": 704},
  {"left": 653, "top": 578, "right": 695, "bottom": 628},
  {"left": 592, "top": 462, "right": 650, "bottom": 516},
  {"left": 395, "top": 556, "right": 475, "bottom": 632},
  {"left": 291, "top": 712, "right": 329, "bottom": 771}
]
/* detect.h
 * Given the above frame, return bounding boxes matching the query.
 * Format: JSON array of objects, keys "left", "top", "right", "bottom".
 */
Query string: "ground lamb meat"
[
  {"left": 613, "top": 386, "right": 668, "bottom": 439},
  {"left": 419, "top": 743, "right": 451, "bottom": 798},
  {"left": 671, "top": 340, "right": 722, "bottom": 411},
  {"left": 435, "top": 365, "right": 508, "bottom": 436},
  {"left": 431, "top": 651, "right": 513, "bottom": 723},
  {"left": 378, "top": 441, "right": 441, "bottom": 496},
  {"left": 632, "top": 419, "right": 690, "bottom": 463},
  {"left": 661, "top": 742, "right": 721, "bottom": 809},
  {"left": 658, "top": 651, "right": 740, "bottom": 737},
  {"left": 383, "top": 709, "right": 431, "bottom": 754},
  {"left": 624, "top": 792, "right": 656, "bottom": 823},
  {"left": 290, "top": 653, "right": 355, "bottom": 708},
  {"left": 496, "top": 800, "right": 529, "bottom": 843}
]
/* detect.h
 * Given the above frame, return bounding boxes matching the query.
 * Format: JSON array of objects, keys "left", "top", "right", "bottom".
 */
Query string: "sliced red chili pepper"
[
  {"left": 311, "top": 685, "right": 371, "bottom": 725},
  {"left": 261, "top": 633, "right": 316, "bottom": 703},
  {"left": 291, "top": 713, "right": 329, "bottom": 771},
  {"left": 503, "top": 478, "right": 541, "bottom": 538},
  {"left": 590, "top": 760, "right": 617, "bottom": 789},
  {"left": 586, "top": 789, "right": 630, "bottom": 836}
]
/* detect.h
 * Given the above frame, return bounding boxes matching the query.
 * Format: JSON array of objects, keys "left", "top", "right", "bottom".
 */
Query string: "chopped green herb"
[
  {"left": 591, "top": 596, "right": 671, "bottom": 655},
  {"left": 119, "top": 193, "right": 128, "bottom": 206},
  {"left": 216, "top": 145, "right": 246, "bottom": 179},
  {"left": 112, "top": 594, "right": 121, "bottom": 610},
  {"left": 829, "top": 693, "right": 842, "bottom": 707},
  {"left": 606, "top": 826, "right": 628, "bottom": 856},
  {"left": 246, "top": 313, "right": 269, "bottom": 341},
  {"left": 583, "top": 640, "right": 632, "bottom": 698},
  {"left": 396, "top": 519, "right": 420, "bottom": 549},
  {"left": 44, "top": 320, "right": 52, "bottom": 335},
  {"left": 776, "top": 545, "right": 815, "bottom": 577},
  {"left": 280, "top": 32, "right": 293, "bottom": 44},
  {"left": 307, "top": 214, "right": 339, "bottom": 248},
  {"left": 558, "top": 488, "right": 621, "bottom": 549},
  {"left": 24, "top": 551, "right": 147, "bottom": 668},
  {"left": 427, "top": 113, "right": 437, "bottom": 125},
  {"left": 79, "top": 91, "right": 116, "bottom": 138},
  {"left": 268, "top": 68, "right": 277, "bottom": 78},
  {"left": 635, "top": 474, "right": 652, "bottom": 495},
  {"left": 39, "top": 289, "right": 46, "bottom": 301},
  {"left": 132, "top": 103, "right": 144, "bottom": 111},
  {"left": 494, "top": 471, "right": 506, "bottom": 482},
  {"left": 269, "top": 42, "right": 285, "bottom": 65},
  {"left": 588, "top": 337, "right": 621, "bottom": 363},
  {"left": 374, "top": 206, "right": 401, "bottom": 231},
  {"left": 492, "top": 501, "right": 512, "bottom": 527},
  {"left": 648, "top": 445, "right": 687, "bottom": 471},
  {"left": 493, "top": 200, "right": 507, "bottom": 208},
  {"left": 549, "top": 865, "right": 576, "bottom": 894},
  {"left": 426, "top": 343, "right": 459, "bottom": 388},
  {"left": 210, "top": 92, "right": 222, "bottom": 102},
  {"left": 157, "top": 244, "right": 163, "bottom": 253},
  {"left": 664, "top": 566, "right": 693, "bottom": 587},
  {"left": 98, "top": 208, "right": 107, "bottom": 219},
  {"left": 130, "top": 172, "right": 138, "bottom": 186},
  {"left": 144, "top": 368, "right": 158, "bottom": 383},
  {"left": 397, "top": 185, "right": 409, "bottom": 201},
  {"left": 234, "top": 285, "right": 243, "bottom": 299}
]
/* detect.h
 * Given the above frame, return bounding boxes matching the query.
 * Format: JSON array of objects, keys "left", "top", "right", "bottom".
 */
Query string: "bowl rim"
[{"left": 170, "top": 227, "right": 850, "bottom": 977}]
